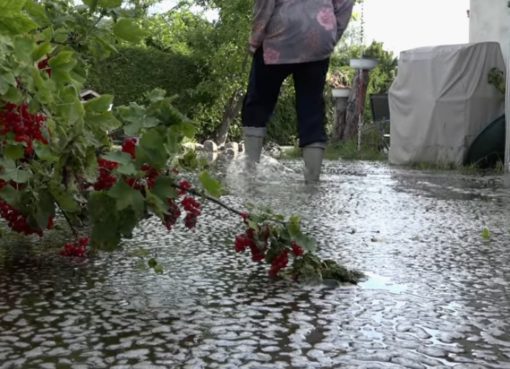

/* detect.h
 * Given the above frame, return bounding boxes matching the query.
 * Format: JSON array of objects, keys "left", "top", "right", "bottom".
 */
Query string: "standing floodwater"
[{"left": 1, "top": 160, "right": 510, "bottom": 369}]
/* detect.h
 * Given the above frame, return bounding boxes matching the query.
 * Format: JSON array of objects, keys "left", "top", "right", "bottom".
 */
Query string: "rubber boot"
[
  {"left": 303, "top": 143, "right": 326, "bottom": 183},
  {"left": 243, "top": 127, "right": 266, "bottom": 164}
]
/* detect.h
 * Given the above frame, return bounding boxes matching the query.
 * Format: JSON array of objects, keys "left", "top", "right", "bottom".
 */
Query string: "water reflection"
[
  {"left": 359, "top": 274, "right": 407, "bottom": 294},
  {"left": 1, "top": 160, "right": 510, "bottom": 368}
]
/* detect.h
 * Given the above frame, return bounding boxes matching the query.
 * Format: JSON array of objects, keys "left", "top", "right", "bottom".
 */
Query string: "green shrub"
[
  {"left": 266, "top": 81, "right": 335, "bottom": 146},
  {"left": 325, "top": 123, "right": 387, "bottom": 161},
  {"left": 267, "top": 81, "right": 298, "bottom": 145},
  {"left": 86, "top": 46, "right": 210, "bottom": 113}
]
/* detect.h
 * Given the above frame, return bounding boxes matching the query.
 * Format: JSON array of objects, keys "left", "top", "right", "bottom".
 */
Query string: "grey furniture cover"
[{"left": 389, "top": 42, "right": 506, "bottom": 165}]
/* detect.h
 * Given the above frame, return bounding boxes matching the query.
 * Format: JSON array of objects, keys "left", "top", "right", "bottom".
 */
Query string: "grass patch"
[
  {"left": 280, "top": 140, "right": 386, "bottom": 161},
  {"left": 281, "top": 123, "right": 388, "bottom": 161},
  {"left": 325, "top": 139, "right": 387, "bottom": 161},
  {"left": 408, "top": 160, "right": 505, "bottom": 175},
  {"left": 281, "top": 146, "right": 301, "bottom": 159}
]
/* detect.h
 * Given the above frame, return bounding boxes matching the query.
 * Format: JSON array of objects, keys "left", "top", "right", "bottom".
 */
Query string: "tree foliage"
[
  {"left": 86, "top": 0, "right": 392, "bottom": 145},
  {"left": 363, "top": 41, "right": 398, "bottom": 95},
  {"left": 0, "top": 0, "right": 197, "bottom": 251}
]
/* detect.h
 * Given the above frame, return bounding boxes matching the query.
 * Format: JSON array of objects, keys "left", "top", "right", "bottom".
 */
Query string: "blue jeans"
[{"left": 241, "top": 48, "right": 330, "bottom": 147}]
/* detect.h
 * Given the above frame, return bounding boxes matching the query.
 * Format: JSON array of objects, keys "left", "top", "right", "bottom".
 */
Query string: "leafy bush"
[
  {"left": 362, "top": 41, "right": 398, "bottom": 122},
  {"left": 87, "top": 46, "right": 208, "bottom": 112}
]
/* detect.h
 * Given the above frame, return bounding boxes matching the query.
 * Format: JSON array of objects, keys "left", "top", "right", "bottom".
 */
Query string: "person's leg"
[
  {"left": 292, "top": 58, "right": 330, "bottom": 182},
  {"left": 242, "top": 48, "right": 290, "bottom": 162}
]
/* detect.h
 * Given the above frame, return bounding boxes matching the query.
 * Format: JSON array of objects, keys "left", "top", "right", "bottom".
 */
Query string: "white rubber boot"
[
  {"left": 303, "top": 143, "right": 326, "bottom": 183},
  {"left": 243, "top": 127, "right": 266, "bottom": 163}
]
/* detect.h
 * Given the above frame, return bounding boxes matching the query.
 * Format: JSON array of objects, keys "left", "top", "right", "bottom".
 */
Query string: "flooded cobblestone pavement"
[{"left": 2, "top": 160, "right": 510, "bottom": 369}]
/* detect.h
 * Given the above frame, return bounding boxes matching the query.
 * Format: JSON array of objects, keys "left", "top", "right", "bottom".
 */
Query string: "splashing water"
[{"left": 223, "top": 153, "right": 303, "bottom": 197}]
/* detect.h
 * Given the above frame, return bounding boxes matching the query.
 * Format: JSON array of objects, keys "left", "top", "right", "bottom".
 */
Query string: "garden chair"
[{"left": 369, "top": 93, "right": 390, "bottom": 151}]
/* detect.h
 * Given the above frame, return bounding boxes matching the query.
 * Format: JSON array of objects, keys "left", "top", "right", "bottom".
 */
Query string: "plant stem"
[
  {"left": 54, "top": 199, "right": 79, "bottom": 238},
  {"left": 172, "top": 184, "right": 243, "bottom": 216},
  {"left": 172, "top": 183, "right": 286, "bottom": 225}
]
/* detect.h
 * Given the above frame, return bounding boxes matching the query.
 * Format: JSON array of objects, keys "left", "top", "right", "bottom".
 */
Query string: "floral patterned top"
[{"left": 249, "top": 0, "right": 355, "bottom": 65}]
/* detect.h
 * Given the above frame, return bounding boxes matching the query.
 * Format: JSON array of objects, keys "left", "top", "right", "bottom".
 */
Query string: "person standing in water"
[{"left": 242, "top": 0, "right": 355, "bottom": 182}]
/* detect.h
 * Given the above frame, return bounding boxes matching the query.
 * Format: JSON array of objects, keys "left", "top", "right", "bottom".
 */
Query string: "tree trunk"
[
  {"left": 331, "top": 97, "right": 349, "bottom": 142},
  {"left": 214, "top": 90, "right": 245, "bottom": 147},
  {"left": 344, "top": 69, "right": 370, "bottom": 141}
]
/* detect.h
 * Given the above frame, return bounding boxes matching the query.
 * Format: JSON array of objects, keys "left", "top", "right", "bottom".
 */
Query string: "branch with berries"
[
  {"left": 0, "top": 66, "right": 360, "bottom": 284},
  {"left": 0, "top": 123, "right": 361, "bottom": 284},
  {"left": 232, "top": 210, "right": 363, "bottom": 284},
  {"left": 168, "top": 178, "right": 363, "bottom": 284}
]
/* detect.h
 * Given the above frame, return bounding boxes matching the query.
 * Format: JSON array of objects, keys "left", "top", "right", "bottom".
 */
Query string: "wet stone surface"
[{"left": 1, "top": 160, "right": 510, "bottom": 368}]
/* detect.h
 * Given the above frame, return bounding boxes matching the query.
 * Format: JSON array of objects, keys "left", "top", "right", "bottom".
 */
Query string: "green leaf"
[
  {"left": 482, "top": 227, "right": 491, "bottom": 240},
  {"left": 49, "top": 50, "right": 77, "bottom": 86},
  {"left": 31, "top": 68, "right": 54, "bottom": 105},
  {"left": 99, "top": 0, "right": 122, "bottom": 8},
  {"left": 83, "top": 148, "right": 99, "bottom": 182},
  {"left": 148, "top": 258, "right": 157, "bottom": 268},
  {"left": 166, "top": 121, "right": 196, "bottom": 143},
  {"left": 177, "top": 122, "right": 196, "bottom": 138},
  {"left": 89, "top": 34, "right": 118, "bottom": 59},
  {"left": 265, "top": 240, "right": 286, "bottom": 264},
  {"left": 24, "top": 1, "right": 49, "bottom": 26},
  {"left": 178, "top": 150, "right": 200, "bottom": 169},
  {"left": 82, "top": 0, "right": 99, "bottom": 12},
  {"left": 0, "top": 159, "right": 31, "bottom": 183},
  {"left": 85, "top": 111, "right": 121, "bottom": 132},
  {"left": 108, "top": 180, "right": 145, "bottom": 218},
  {"left": 0, "top": 0, "right": 27, "bottom": 12},
  {"left": 48, "top": 182, "right": 80, "bottom": 213},
  {"left": 147, "top": 258, "right": 164, "bottom": 274},
  {"left": 166, "top": 128, "right": 181, "bottom": 156},
  {"left": 151, "top": 176, "right": 177, "bottom": 201},
  {"left": 153, "top": 264, "right": 164, "bottom": 274},
  {"left": 128, "top": 248, "right": 150, "bottom": 258},
  {"left": 13, "top": 36, "right": 35, "bottom": 63},
  {"left": 288, "top": 215, "right": 301, "bottom": 237},
  {"left": 48, "top": 50, "right": 76, "bottom": 70},
  {"left": 116, "top": 162, "right": 137, "bottom": 176},
  {"left": 116, "top": 102, "right": 159, "bottom": 136},
  {"left": 33, "top": 189, "right": 55, "bottom": 230},
  {"left": 246, "top": 219, "right": 259, "bottom": 231},
  {"left": 136, "top": 129, "right": 168, "bottom": 170},
  {"left": 144, "top": 88, "right": 166, "bottom": 103},
  {"left": 198, "top": 171, "right": 222, "bottom": 198},
  {"left": 52, "top": 28, "right": 68, "bottom": 44},
  {"left": 145, "top": 190, "right": 167, "bottom": 217},
  {"left": 102, "top": 151, "right": 132, "bottom": 166},
  {"left": 3, "top": 144, "right": 25, "bottom": 160},
  {"left": 88, "top": 191, "right": 121, "bottom": 251},
  {"left": 58, "top": 85, "right": 84, "bottom": 123},
  {"left": 0, "top": 184, "right": 20, "bottom": 206},
  {"left": 91, "top": 221, "right": 121, "bottom": 251},
  {"left": 0, "top": 14, "right": 37, "bottom": 35},
  {"left": 293, "top": 233, "right": 317, "bottom": 253},
  {"left": 291, "top": 254, "right": 324, "bottom": 283},
  {"left": 113, "top": 18, "right": 145, "bottom": 43},
  {"left": 0, "top": 72, "right": 16, "bottom": 95},
  {"left": 280, "top": 217, "right": 312, "bottom": 253},
  {"left": 3, "top": 85, "right": 22, "bottom": 103},
  {"left": 84, "top": 95, "right": 113, "bottom": 113},
  {"left": 34, "top": 141, "right": 58, "bottom": 162},
  {"left": 117, "top": 207, "right": 139, "bottom": 238},
  {"left": 32, "top": 43, "right": 52, "bottom": 63},
  {"left": 101, "top": 151, "right": 136, "bottom": 175}
]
